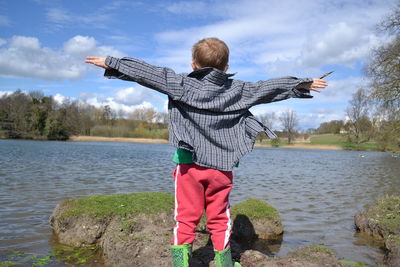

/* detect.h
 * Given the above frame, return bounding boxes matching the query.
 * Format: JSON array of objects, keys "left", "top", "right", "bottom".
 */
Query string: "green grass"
[
  {"left": 309, "top": 134, "right": 346, "bottom": 146},
  {"left": 60, "top": 192, "right": 174, "bottom": 220},
  {"left": 365, "top": 195, "right": 400, "bottom": 238},
  {"left": 0, "top": 262, "right": 18, "bottom": 267},
  {"left": 231, "top": 198, "right": 280, "bottom": 221}
]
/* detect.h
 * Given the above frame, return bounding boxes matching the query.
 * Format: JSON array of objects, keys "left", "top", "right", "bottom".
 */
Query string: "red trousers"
[{"left": 171, "top": 164, "right": 233, "bottom": 251}]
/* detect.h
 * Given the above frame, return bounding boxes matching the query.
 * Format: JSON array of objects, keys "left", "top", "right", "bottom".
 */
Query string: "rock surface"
[{"left": 240, "top": 245, "right": 347, "bottom": 267}]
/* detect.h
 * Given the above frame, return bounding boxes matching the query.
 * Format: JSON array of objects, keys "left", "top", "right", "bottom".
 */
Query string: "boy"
[{"left": 86, "top": 37, "right": 327, "bottom": 267}]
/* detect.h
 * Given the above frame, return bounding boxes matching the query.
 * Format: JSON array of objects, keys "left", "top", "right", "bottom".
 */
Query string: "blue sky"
[{"left": 0, "top": 0, "right": 396, "bottom": 130}]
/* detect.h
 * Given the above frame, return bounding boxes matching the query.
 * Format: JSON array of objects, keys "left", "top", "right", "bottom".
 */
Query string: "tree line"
[{"left": 0, "top": 90, "right": 168, "bottom": 141}]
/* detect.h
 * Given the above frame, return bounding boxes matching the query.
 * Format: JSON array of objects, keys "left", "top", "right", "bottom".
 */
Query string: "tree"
[
  {"left": 316, "top": 120, "right": 344, "bottom": 134},
  {"left": 256, "top": 112, "right": 276, "bottom": 143},
  {"left": 280, "top": 110, "right": 298, "bottom": 144},
  {"left": 3, "top": 90, "right": 32, "bottom": 138},
  {"left": 101, "top": 105, "right": 115, "bottom": 125},
  {"left": 366, "top": 4, "right": 400, "bottom": 150},
  {"left": 30, "top": 94, "right": 53, "bottom": 136},
  {"left": 346, "top": 88, "right": 374, "bottom": 143},
  {"left": 129, "top": 107, "right": 158, "bottom": 123}
]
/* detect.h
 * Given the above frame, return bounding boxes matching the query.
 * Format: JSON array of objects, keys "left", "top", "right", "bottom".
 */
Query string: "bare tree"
[
  {"left": 280, "top": 110, "right": 298, "bottom": 144},
  {"left": 257, "top": 112, "right": 276, "bottom": 142},
  {"left": 365, "top": 5, "right": 400, "bottom": 150},
  {"left": 129, "top": 107, "right": 158, "bottom": 123},
  {"left": 346, "top": 88, "right": 374, "bottom": 143},
  {"left": 259, "top": 112, "right": 276, "bottom": 130},
  {"left": 367, "top": 4, "right": 400, "bottom": 110}
]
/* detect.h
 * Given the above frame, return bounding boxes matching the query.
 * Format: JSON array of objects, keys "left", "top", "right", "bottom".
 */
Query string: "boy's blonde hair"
[{"left": 192, "top": 38, "right": 229, "bottom": 71}]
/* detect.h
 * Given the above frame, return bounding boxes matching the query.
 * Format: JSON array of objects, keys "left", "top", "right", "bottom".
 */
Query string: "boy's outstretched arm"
[
  {"left": 85, "top": 56, "right": 184, "bottom": 100},
  {"left": 242, "top": 77, "right": 328, "bottom": 107}
]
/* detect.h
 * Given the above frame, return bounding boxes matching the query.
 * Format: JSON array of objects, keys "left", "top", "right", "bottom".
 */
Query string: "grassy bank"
[{"left": 257, "top": 134, "right": 385, "bottom": 152}]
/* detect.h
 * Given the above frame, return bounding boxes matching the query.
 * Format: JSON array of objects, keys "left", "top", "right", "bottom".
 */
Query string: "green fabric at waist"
[
  {"left": 173, "top": 148, "right": 194, "bottom": 164},
  {"left": 172, "top": 148, "right": 239, "bottom": 167}
]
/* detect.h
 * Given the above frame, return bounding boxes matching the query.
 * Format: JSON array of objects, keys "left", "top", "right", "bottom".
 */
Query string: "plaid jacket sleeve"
[
  {"left": 241, "top": 77, "right": 314, "bottom": 107},
  {"left": 104, "top": 56, "right": 184, "bottom": 100}
]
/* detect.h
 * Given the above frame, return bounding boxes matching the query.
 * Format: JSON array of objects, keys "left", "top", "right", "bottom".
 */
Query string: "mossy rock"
[
  {"left": 231, "top": 198, "right": 283, "bottom": 241},
  {"left": 355, "top": 195, "right": 400, "bottom": 267},
  {"left": 50, "top": 192, "right": 175, "bottom": 266}
]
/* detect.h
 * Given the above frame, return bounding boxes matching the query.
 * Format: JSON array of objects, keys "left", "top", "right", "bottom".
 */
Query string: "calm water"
[{"left": 0, "top": 139, "right": 399, "bottom": 266}]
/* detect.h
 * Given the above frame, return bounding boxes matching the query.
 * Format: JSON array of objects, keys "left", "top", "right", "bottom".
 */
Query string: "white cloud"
[
  {"left": 114, "top": 85, "right": 158, "bottom": 106},
  {"left": 298, "top": 23, "right": 380, "bottom": 68},
  {"left": 0, "top": 90, "right": 13, "bottom": 97},
  {"left": 312, "top": 76, "right": 368, "bottom": 104},
  {"left": 86, "top": 95, "right": 156, "bottom": 115},
  {"left": 0, "top": 39, "right": 6, "bottom": 46},
  {"left": 11, "top": 36, "right": 40, "bottom": 50},
  {"left": 63, "top": 35, "right": 123, "bottom": 59},
  {"left": 154, "top": 0, "right": 395, "bottom": 76},
  {"left": 0, "top": 35, "right": 123, "bottom": 81},
  {"left": 53, "top": 93, "right": 68, "bottom": 104}
]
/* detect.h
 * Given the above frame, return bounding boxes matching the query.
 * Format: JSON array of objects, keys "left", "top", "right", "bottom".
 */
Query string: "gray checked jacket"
[{"left": 104, "top": 56, "right": 313, "bottom": 171}]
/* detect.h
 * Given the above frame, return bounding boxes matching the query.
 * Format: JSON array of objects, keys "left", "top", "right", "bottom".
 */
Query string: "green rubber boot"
[
  {"left": 214, "top": 247, "right": 242, "bottom": 267},
  {"left": 171, "top": 243, "right": 192, "bottom": 267}
]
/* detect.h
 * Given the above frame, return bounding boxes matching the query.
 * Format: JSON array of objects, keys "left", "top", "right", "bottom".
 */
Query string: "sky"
[{"left": 0, "top": 0, "right": 397, "bottom": 130}]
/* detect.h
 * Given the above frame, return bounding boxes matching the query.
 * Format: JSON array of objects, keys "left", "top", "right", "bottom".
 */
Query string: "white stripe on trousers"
[
  {"left": 173, "top": 165, "right": 180, "bottom": 245},
  {"left": 223, "top": 204, "right": 232, "bottom": 249}
]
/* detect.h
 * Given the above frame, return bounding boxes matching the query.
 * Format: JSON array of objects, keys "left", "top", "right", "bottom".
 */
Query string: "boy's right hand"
[{"left": 85, "top": 56, "right": 111, "bottom": 69}]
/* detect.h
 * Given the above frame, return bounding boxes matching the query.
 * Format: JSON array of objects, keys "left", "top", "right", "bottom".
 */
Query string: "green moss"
[
  {"left": 60, "top": 192, "right": 174, "bottom": 220},
  {"left": 307, "top": 244, "right": 333, "bottom": 255},
  {"left": 0, "top": 262, "right": 19, "bottom": 267},
  {"left": 231, "top": 198, "right": 280, "bottom": 221},
  {"left": 366, "top": 196, "right": 400, "bottom": 238},
  {"left": 52, "top": 244, "right": 99, "bottom": 265},
  {"left": 340, "top": 259, "right": 368, "bottom": 266}
]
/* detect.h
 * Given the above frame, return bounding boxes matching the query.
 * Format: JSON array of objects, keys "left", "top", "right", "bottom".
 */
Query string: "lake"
[{"left": 0, "top": 139, "right": 399, "bottom": 266}]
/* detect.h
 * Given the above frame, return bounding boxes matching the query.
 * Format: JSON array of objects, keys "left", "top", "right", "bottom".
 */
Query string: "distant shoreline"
[
  {"left": 68, "top": 136, "right": 343, "bottom": 150},
  {"left": 68, "top": 135, "right": 169, "bottom": 144},
  {"left": 256, "top": 143, "right": 343, "bottom": 150}
]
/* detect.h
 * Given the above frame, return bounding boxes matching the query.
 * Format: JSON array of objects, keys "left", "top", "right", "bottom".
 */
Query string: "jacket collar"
[{"left": 188, "top": 67, "right": 235, "bottom": 85}]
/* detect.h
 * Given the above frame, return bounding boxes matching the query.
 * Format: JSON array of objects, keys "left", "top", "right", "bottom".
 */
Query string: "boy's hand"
[
  {"left": 297, "top": 79, "right": 328, "bottom": 93},
  {"left": 85, "top": 56, "right": 111, "bottom": 70}
]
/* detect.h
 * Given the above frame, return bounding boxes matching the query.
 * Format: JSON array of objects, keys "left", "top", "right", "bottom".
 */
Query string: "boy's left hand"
[{"left": 298, "top": 79, "right": 328, "bottom": 93}]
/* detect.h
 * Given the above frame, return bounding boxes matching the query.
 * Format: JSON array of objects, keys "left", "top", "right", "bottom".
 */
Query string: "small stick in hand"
[{"left": 319, "top": 71, "right": 334, "bottom": 79}]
